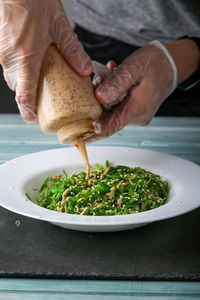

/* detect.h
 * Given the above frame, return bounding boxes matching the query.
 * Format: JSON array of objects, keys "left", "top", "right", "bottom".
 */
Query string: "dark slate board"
[{"left": 0, "top": 206, "right": 200, "bottom": 280}]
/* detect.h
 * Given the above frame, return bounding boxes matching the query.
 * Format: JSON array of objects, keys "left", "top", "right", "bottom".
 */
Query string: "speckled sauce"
[{"left": 37, "top": 44, "right": 102, "bottom": 135}]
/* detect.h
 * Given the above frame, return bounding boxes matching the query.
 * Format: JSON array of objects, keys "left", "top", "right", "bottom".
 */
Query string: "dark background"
[
  {"left": 0, "top": 65, "right": 17, "bottom": 114},
  {"left": 1, "top": 66, "right": 200, "bottom": 117},
  {"left": 1, "top": 27, "right": 200, "bottom": 116}
]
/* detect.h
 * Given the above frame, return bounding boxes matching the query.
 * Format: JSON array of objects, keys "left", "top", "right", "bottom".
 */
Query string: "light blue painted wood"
[
  {"left": 1, "top": 295, "right": 198, "bottom": 300},
  {"left": 1, "top": 126, "right": 200, "bottom": 144},
  {"left": 0, "top": 295, "right": 199, "bottom": 300},
  {"left": 1, "top": 113, "right": 200, "bottom": 126},
  {"left": 0, "top": 116, "right": 200, "bottom": 162},
  {"left": 0, "top": 279, "right": 200, "bottom": 299}
]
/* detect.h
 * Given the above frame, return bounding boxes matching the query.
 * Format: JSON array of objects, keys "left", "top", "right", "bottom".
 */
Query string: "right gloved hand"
[
  {"left": 0, "top": 0, "right": 92, "bottom": 123},
  {"left": 87, "top": 41, "right": 177, "bottom": 142}
]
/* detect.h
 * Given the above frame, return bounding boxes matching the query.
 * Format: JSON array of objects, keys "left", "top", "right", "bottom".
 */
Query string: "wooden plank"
[
  {"left": 0, "top": 279, "right": 200, "bottom": 299},
  {"left": 0, "top": 114, "right": 25, "bottom": 126},
  {"left": 1, "top": 114, "right": 200, "bottom": 127},
  {"left": 1, "top": 116, "right": 199, "bottom": 143},
  {"left": 0, "top": 146, "right": 199, "bottom": 165},
  {"left": 1, "top": 115, "right": 199, "bottom": 165},
  {"left": 1, "top": 127, "right": 200, "bottom": 144},
  {"left": 1, "top": 114, "right": 199, "bottom": 164},
  {"left": 0, "top": 294, "right": 198, "bottom": 300}
]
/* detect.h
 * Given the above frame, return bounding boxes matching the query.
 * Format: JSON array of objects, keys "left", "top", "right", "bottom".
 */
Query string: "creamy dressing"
[{"left": 75, "top": 137, "right": 90, "bottom": 179}]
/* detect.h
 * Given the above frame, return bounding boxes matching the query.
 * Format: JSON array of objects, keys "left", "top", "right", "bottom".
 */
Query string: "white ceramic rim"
[{"left": 0, "top": 146, "right": 200, "bottom": 227}]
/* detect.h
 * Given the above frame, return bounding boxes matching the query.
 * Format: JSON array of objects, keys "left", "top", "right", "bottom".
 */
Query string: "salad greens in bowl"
[
  {"left": 0, "top": 146, "right": 199, "bottom": 232},
  {"left": 33, "top": 160, "right": 169, "bottom": 216}
]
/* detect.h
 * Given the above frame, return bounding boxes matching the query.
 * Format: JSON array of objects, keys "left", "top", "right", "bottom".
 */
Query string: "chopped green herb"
[
  {"left": 36, "top": 161, "right": 169, "bottom": 216},
  {"left": 94, "top": 163, "right": 104, "bottom": 170},
  {"left": 62, "top": 170, "right": 68, "bottom": 178},
  {"left": 105, "top": 159, "right": 110, "bottom": 168},
  {"left": 25, "top": 193, "right": 32, "bottom": 200}
]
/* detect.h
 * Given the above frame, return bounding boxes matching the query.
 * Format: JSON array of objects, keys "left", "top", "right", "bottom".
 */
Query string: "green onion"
[
  {"left": 25, "top": 193, "right": 32, "bottom": 200},
  {"left": 105, "top": 160, "right": 110, "bottom": 168},
  {"left": 36, "top": 161, "right": 169, "bottom": 216},
  {"left": 62, "top": 170, "right": 68, "bottom": 178},
  {"left": 94, "top": 163, "right": 104, "bottom": 170}
]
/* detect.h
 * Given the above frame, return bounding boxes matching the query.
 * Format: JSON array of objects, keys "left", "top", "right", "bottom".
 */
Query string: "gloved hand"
[
  {"left": 0, "top": 0, "right": 92, "bottom": 124},
  {"left": 87, "top": 41, "right": 177, "bottom": 141}
]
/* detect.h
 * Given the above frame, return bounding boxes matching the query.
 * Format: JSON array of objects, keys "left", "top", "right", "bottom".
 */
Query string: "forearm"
[{"left": 163, "top": 39, "right": 200, "bottom": 84}]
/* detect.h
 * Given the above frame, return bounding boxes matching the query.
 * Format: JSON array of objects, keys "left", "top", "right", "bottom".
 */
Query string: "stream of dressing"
[{"left": 75, "top": 137, "right": 90, "bottom": 179}]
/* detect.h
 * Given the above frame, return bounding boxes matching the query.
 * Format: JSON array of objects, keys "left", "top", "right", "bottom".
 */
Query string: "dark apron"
[{"left": 75, "top": 25, "right": 200, "bottom": 117}]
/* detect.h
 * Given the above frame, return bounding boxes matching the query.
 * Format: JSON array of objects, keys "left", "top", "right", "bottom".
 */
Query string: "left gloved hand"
[
  {"left": 0, "top": 0, "right": 92, "bottom": 124},
  {"left": 87, "top": 40, "right": 177, "bottom": 141}
]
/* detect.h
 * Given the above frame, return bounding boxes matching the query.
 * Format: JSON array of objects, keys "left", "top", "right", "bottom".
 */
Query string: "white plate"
[{"left": 0, "top": 146, "right": 199, "bottom": 232}]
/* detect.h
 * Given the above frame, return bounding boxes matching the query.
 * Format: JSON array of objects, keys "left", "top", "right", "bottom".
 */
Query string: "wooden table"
[{"left": 0, "top": 114, "right": 200, "bottom": 299}]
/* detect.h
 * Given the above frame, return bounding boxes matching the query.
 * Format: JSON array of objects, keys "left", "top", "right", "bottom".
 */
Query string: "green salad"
[{"left": 32, "top": 161, "right": 169, "bottom": 216}]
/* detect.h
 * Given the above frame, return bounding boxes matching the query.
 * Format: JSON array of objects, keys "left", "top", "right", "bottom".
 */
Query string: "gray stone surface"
[{"left": 0, "top": 206, "right": 199, "bottom": 280}]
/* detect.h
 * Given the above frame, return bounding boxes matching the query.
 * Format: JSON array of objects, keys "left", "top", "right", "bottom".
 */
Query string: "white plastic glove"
[
  {"left": 87, "top": 41, "right": 177, "bottom": 141},
  {"left": 0, "top": 0, "right": 92, "bottom": 123}
]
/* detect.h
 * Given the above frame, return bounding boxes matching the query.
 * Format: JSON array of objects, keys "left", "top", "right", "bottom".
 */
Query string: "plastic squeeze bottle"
[{"left": 37, "top": 44, "right": 102, "bottom": 177}]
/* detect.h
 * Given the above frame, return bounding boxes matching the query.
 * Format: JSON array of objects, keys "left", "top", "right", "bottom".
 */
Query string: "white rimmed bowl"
[{"left": 0, "top": 146, "right": 199, "bottom": 232}]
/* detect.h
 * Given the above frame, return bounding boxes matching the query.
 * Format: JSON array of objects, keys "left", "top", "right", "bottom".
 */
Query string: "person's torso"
[{"left": 73, "top": 0, "right": 200, "bottom": 46}]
